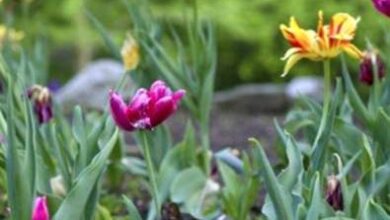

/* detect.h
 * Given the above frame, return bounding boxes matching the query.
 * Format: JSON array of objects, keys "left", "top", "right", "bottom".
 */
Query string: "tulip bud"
[
  {"left": 32, "top": 196, "right": 50, "bottom": 220},
  {"left": 325, "top": 175, "right": 343, "bottom": 211},
  {"left": 372, "top": 0, "right": 390, "bottom": 17},
  {"left": 27, "top": 85, "right": 53, "bottom": 124},
  {"left": 161, "top": 202, "right": 182, "bottom": 220},
  {"left": 121, "top": 33, "right": 140, "bottom": 71},
  {"left": 50, "top": 175, "right": 66, "bottom": 197},
  {"left": 359, "top": 50, "right": 385, "bottom": 85}
]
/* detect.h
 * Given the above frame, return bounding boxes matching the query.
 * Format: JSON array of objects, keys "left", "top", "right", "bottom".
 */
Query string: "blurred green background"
[{"left": 0, "top": 0, "right": 388, "bottom": 90}]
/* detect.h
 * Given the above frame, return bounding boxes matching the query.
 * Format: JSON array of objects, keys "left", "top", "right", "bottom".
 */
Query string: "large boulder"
[
  {"left": 55, "top": 59, "right": 132, "bottom": 112},
  {"left": 214, "top": 83, "right": 288, "bottom": 114}
]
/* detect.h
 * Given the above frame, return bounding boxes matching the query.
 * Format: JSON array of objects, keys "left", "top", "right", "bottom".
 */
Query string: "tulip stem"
[
  {"left": 312, "top": 60, "right": 331, "bottom": 169},
  {"left": 140, "top": 131, "right": 160, "bottom": 218},
  {"left": 371, "top": 54, "right": 381, "bottom": 110}
]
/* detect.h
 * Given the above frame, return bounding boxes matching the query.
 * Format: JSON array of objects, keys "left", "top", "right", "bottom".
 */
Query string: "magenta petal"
[
  {"left": 172, "top": 89, "right": 185, "bottom": 102},
  {"left": 109, "top": 91, "right": 135, "bottom": 131},
  {"left": 129, "top": 88, "right": 150, "bottom": 109},
  {"left": 372, "top": 0, "right": 390, "bottom": 17},
  {"left": 149, "top": 96, "right": 175, "bottom": 127},
  {"left": 149, "top": 80, "right": 172, "bottom": 101},
  {"left": 32, "top": 196, "right": 50, "bottom": 220}
]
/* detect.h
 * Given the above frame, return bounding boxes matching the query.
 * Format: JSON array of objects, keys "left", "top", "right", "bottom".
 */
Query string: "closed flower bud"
[
  {"left": 326, "top": 175, "right": 343, "bottom": 211},
  {"left": 50, "top": 175, "right": 66, "bottom": 197},
  {"left": 121, "top": 33, "right": 140, "bottom": 71},
  {"left": 161, "top": 202, "right": 182, "bottom": 220},
  {"left": 372, "top": 0, "right": 390, "bottom": 17},
  {"left": 359, "top": 50, "right": 385, "bottom": 85},
  {"left": 32, "top": 196, "right": 50, "bottom": 220},
  {"left": 27, "top": 85, "right": 53, "bottom": 124}
]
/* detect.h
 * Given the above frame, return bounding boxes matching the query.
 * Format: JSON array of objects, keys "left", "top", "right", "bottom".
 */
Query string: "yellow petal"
[
  {"left": 282, "top": 53, "right": 305, "bottom": 77},
  {"left": 329, "top": 13, "right": 359, "bottom": 41},
  {"left": 121, "top": 33, "right": 140, "bottom": 71},
  {"left": 281, "top": 47, "right": 302, "bottom": 60},
  {"left": 342, "top": 43, "right": 363, "bottom": 59}
]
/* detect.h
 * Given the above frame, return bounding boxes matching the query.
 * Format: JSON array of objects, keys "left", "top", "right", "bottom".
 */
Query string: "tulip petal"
[
  {"left": 149, "top": 80, "right": 172, "bottom": 101},
  {"left": 342, "top": 43, "right": 363, "bottom": 59},
  {"left": 282, "top": 53, "right": 304, "bottom": 77},
  {"left": 173, "top": 89, "right": 185, "bottom": 102},
  {"left": 32, "top": 196, "right": 50, "bottom": 220},
  {"left": 109, "top": 91, "right": 135, "bottom": 131},
  {"left": 149, "top": 96, "right": 175, "bottom": 127}
]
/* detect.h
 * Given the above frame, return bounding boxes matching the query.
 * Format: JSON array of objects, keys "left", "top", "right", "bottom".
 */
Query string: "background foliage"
[{"left": 1, "top": 0, "right": 387, "bottom": 89}]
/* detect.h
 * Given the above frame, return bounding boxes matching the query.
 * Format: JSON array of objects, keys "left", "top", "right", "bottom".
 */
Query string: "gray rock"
[
  {"left": 55, "top": 59, "right": 132, "bottom": 112},
  {"left": 214, "top": 83, "right": 288, "bottom": 114},
  {"left": 285, "top": 76, "right": 323, "bottom": 101}
]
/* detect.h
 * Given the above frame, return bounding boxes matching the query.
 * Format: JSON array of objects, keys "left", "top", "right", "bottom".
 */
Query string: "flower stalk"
[
  {"left": 311, "top": 60, "right": 331, "bottom": 170},
  {"left": 140, "top": 131, "right": 160, "bottom": 218}
]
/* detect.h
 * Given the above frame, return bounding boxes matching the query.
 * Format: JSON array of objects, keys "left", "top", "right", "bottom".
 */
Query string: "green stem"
[
  {"left": 141, "top": 131, "right": 160, "bottom": 218},
  {"left": 312, "top": 60, "right": 331, "bottom": 155},
  {"left": 371, "top": 54, "right": 381, "bottom": 111}
]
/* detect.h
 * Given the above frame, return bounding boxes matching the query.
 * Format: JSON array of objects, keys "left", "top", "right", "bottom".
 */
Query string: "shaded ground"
[{"left": 167, "top": 107, "right": 286, "bottom": 163}]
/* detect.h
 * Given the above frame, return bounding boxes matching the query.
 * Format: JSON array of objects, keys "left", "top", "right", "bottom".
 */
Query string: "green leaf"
[
  {"left": 53, "top": 129, "right": 118, "bottom": 220},
  {"left": 4, "top": 59, "right": 33, "bottom": 220},
  {"left": 170, "top": 167, "right": 206, "bottom": 204},
  {"left": 72, "top": 106, "right": 88, "bottom": 172},
  {"left": 361, "top": 199, "right": 390, "bottom": 220},
  {"left": 306, "top": 173, "right": 325, "bottom": 220},
  {"left": 85, "top": 10, "right": 121, "bottom": 60},
  {"left": 311, "top": 78, "right": 343, "bottom": 171},
  {"left": 341, "top": 57, "right": 370, "bottom": 125},
  {"left": 250, "top": 138, "right": 293, "bottom": 220},
  {"left": 123, "top": 195, "right": 142, "bottom": 220}
]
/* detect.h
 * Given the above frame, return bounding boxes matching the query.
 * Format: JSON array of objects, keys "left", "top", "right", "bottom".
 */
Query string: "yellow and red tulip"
[{"left": 280, "top": 11, "right": 363, "bottom": 76}]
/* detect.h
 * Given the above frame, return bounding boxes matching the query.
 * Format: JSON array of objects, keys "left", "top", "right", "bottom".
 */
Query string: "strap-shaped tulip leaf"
[
  {"left": 361, "top": 199, "right": 390, "bottom": 220},
  {"left": 85, "top": 10, "right": 121, "bottom": 60},
  {"left": 53, "top": 129, "right": 118, "bottom": 220},
  {"left": 341, "top": 57, "right": 371, "bottom": 125},
  {"left": 311, "top": 78, "right": 343, "bottom": 171},
  {"left": 123, "top": 196, "right": 142, "bottom": 220},
  {"left": 274, "top": 121, "right": 303, "bottom": 191},
  {"left": 250, "top": 138, "right": 293, "bottom": 220}
]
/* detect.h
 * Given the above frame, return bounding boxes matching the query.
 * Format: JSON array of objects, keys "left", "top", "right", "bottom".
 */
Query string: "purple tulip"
[
  {"left": 372, "top": 0, "right": 390, "bottom": 17},
  {"left": 359, "top": 51, "right": 385, "bottom": 85},
  {"left": 32, "top": 196, "right": 49, "bottom": 220},
  {"left": 109, "top": 80, "right": 185, "bottom": 131},
  {"left": 27, "top": 85, "right": 53, "bottom": 124}
]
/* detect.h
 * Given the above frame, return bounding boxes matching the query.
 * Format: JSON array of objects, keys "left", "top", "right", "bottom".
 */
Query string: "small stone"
[{"left": 285, "top": 76, "right": 323, "bottom": 101}]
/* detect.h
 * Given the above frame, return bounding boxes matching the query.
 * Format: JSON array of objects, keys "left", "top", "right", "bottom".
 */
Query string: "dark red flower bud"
[
  {"left": 359, "top": 51, "right": 385, "bottom": 85},
  {"left": 27, "top": 85, "right": 53, "bottom": 124},
  {"left": 326, "top": 175, "right": 343, "bottom": 211},
  {"left": 161, "top": 202, "right": 182, "bottom": 220}
]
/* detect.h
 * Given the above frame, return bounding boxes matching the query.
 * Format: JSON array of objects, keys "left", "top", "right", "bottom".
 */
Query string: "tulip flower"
[
  {"left": 280, "top": 11, "right": 363, "bottom": 76},
  {"left": 121, "top": 33, "right": 140, "bottom": 71},
  {"left": 27, "top": 85, "right": 53, "bottom": 124},
  {"left": 326, "top": 175, "right": 343, "bottom": 211},
  {"left": 109, "top": 80, "right": 185, "bottom": 131},
  {"left": 32, "top": 196, "right": 50, "bottom": 220},
  {"left": 372, "top": 0, "right": 390, "bottom": 17},
  {"left": 359, "top": 50, "right": 385, "bottom": 85}
]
